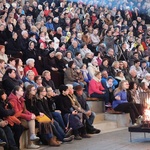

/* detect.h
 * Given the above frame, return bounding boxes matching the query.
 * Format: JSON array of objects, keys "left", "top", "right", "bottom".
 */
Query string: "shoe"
[
  {"left": 81, "top": 134, "right": 91, "bottom": 138},
  {"left": 74, "top": 135, "right": 82, "bottom": 140},
  {"left": 30, "top": 134, "right": 40, "bottom": 141},
  {"left": 132, "top": 123, "right": 138, "bottom": 126},
  {"left": 93, "top": 128, "right": 101, "bottom": 134},
  {"left": 63, "top": 135, "right": 74, "bottom": 142},
  {"left": 87, "top": 128, "right": 101, "bottom": 134},
  {"left": 49, "top": 137, "right": 60, "bottom": 146},
  {"left": 105, "top": 103, "right": 112, "bottom": 107},
  {"left": 65, "top": 128, "right": 73, "bottom": 137},
  {"left": 27, "top": 144, "right": 40, "bottom": 149},
  {"left": 56, "top": 140, "right": 63, "bottom": 145},
  {"left": 0, "top": 139, "right": 6, "bottom": 146}
]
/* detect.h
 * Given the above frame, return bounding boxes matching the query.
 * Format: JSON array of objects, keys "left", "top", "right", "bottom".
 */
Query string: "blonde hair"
[{"left": 114, "top": 80, "right": 128, "bottom": 95}]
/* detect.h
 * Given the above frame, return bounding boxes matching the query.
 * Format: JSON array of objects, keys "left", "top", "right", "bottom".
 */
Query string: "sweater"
[{"left": 112, "top": 90, "right": 128, "bottom": 109}]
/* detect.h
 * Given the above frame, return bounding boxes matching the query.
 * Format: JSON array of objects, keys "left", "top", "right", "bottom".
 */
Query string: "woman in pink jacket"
[
  {"left": 8, "top": 86, "right": 40, "bottom": 149},
  {"left": 88, "top": 71, "right": 110, "bottom": 106}
]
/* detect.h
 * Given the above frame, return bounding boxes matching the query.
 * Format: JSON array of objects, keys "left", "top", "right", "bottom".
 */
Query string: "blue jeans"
[
  {"left": 90, "top": 92, "right": 109, "bottom": 104},
  {"left": 51, "top": 120, "right": 65, "bottom": 141},
  {"left": 0, "top": 126, "right": 18, "bottom": 150},
  {"left": 52, "top": 112, "right": 66, "bottom": 130},
  {"left": 87, "top": 112, "right": 95, "bottom": 126}
]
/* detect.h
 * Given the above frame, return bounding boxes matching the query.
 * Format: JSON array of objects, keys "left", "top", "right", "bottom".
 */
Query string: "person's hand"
[
  {"left": 86, "top": 110, "right": 91, "bottom": 116},
  {"left": 39, "top": 112, "right": 44, "bottom": 116},
  {"left": 72, "top": 110, "right": 78, "bottom": 115},
  {"left": 0, "top": 120, "right": 8, "bottom": 127},
  {"left": 51, "top": 119, "right": 54, "bottom": 124},
  {"left": 102, "top": 91, "right": 106, "bottom": 94},
  {"left": 63, "top": 68, "right": 66, "bottom": 71},
  {"left": 115, "top": 95, "right": 121, "bottom": 100},
  {"left": 31, "top": 114, "right": 36, "bottom": 120},
  {"left": 55, "top": 110, "right": 61, "bottom": 113}
]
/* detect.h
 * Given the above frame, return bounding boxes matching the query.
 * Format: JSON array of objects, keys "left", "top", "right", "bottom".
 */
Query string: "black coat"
[
  {"left": 35, "top": 97, "right": 53, "bottom": 120},
  {"left": 42, "top": 78, "right": 56, "bottom": 91},
  {"left": 55, "top": 94, "right": 72, "bottom": 116},
  {"left": 2, "top": 75, "right": 20, "bottom": 96},
  {"left": 0, "top": 100, "right": 15, "bottom": 119},
  {"left": 6, "top": 38, "right": 21, "bottom": 56}
]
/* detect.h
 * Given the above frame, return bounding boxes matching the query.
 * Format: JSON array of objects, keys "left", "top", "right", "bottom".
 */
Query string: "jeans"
[
  {"left": 86, "top": 112, "right": 96, "bottom": 131},
  {"left": 52, "top": 112, "right": 66, "bottom": 130},
  {"left": 90, "top": 92, "right": 109, "bottom": 104},
  {"left": 51, "top": 120, "right": 65, "bottom": 141},
  {"left": 0, "top": 126, "right": 18, "bottom": 150}
]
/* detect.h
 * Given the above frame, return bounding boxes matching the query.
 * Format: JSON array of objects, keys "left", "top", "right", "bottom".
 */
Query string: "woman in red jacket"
[
  {"left": 88, "top": 71, "right": 110, "bottom": 106},
  {"left": 8, "top": 86, "right": 40, "bottom": 149}
]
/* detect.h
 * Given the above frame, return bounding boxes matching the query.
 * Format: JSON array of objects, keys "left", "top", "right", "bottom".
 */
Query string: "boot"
[
  {"left": 53, "top": 136, "right": 62, "bottom": 144},
  {"left": 49, "top": 137, "right": 60, "bottom": 147}
]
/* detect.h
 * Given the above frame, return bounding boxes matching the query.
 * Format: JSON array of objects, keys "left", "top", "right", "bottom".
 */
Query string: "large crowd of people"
[{"left": 0, "top": 0, "right": 150, "bottom": 149}]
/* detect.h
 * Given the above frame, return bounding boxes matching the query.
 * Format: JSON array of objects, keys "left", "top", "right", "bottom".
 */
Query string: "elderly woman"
[
  {"left": 23, "top": 70, "right": 37, "bottom": 89},
  {"left": 24, "top": 58, "right": 38, "bottom": 76},
  {"left": 111, "top": 61, "right": 121, "bottom": 77}
]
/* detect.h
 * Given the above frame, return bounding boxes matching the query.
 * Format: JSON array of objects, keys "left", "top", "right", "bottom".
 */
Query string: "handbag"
[{"left": 36, "top": 114, "right": 51, "bottom": 123}]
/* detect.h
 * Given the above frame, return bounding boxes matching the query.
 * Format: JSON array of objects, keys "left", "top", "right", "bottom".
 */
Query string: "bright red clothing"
[
  {"left": 88, "top": 78, "right": 105, "bottom": 95},
  {"left": 8, "top": 93, "right": 32, "bottom": 121},
  {"left": 24, "top": 65, "right": 38, "bottom": 76}
]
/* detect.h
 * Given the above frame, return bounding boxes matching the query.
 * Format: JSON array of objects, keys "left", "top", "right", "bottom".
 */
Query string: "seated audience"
[{"left": 25, "top": 85, "right": 60, "bottom": 147}]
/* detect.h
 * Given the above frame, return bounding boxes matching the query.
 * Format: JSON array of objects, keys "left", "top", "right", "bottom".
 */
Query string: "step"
[
  {"left": 87, "top": 101, "right": 104, "bottom": 113},
  {"left": 94, "top": 113, "right": 105, "bottom": 124},
  {"left": 104, "top": 113, "right": 130, "bottom": 127},
  {"left": 94, "top": 120, "right": 117, "bottom": 133}
]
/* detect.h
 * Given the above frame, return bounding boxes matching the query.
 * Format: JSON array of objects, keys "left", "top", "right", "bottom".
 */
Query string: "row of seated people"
[
  {"left": 0, "top": 55, "right": 148, "bottom": 109},
  {"left": 0, "top": 82, "right": 100, "bottom": 149}
]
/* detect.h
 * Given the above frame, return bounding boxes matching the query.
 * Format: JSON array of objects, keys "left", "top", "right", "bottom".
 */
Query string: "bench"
[
  {"left": 105, "top": 112, "right": 130, "bottom": 127},
  {"left": 86, "top": 97, "right": 105, "bottom": 113},
  {"left": 128, "top": 125, "right": 150, "bottom": 142}
]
